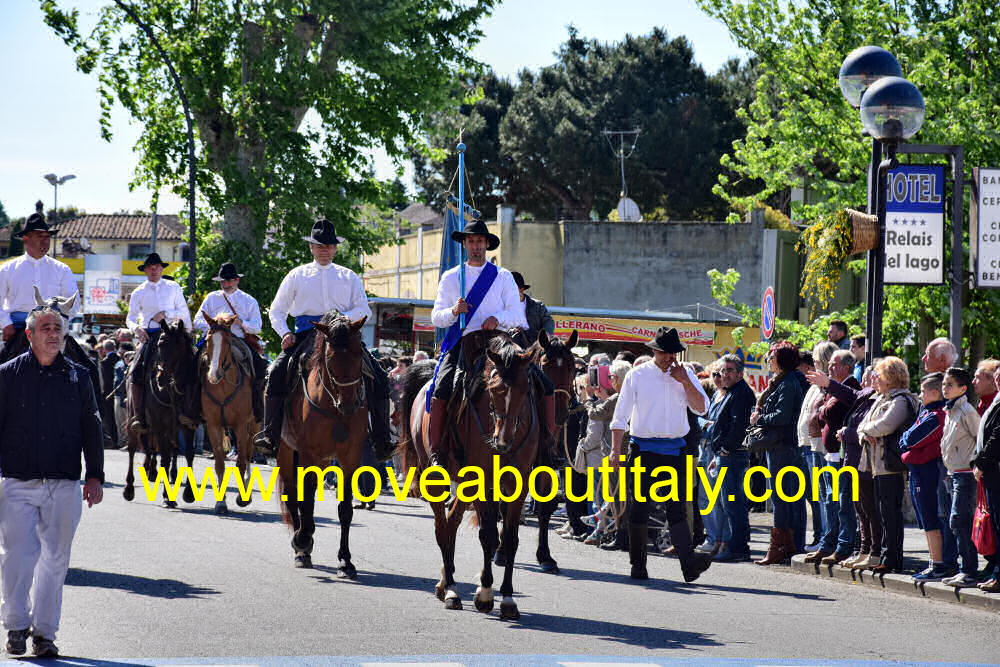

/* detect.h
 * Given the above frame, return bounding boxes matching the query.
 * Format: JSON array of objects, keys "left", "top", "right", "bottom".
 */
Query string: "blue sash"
[
  {"left": 631, "top": 436, "right": 687, "bottom": 456},
  {"left": 295, "top": 314, "right": 323, "bottom": 334},
  {"left": 425, "top": 262, "right": 499, "bottom": 411}
]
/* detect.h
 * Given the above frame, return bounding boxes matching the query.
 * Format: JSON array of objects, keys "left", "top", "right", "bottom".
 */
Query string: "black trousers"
[
  {"left": 629, "top": 449, "right": 688, "bottom": 527},
  {"left": 132, "top": 329, "right": 162, "bottom": 382},
  {"left": 875, "top": 473, "right": 905, "bottom": 569}
]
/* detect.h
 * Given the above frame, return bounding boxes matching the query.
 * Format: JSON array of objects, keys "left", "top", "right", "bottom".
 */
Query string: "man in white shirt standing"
[
  {"left": 0, "top": 207, "right": 80, "bottom": 364},
  {"left": 428, "top": 219, "right": 530, "bottom": 469},
  {"left": 610, "top": 327, "right": 713, "bottom": 583},
  {"left": 253, "top": 219, "right": 392, "bottom": 461},
  {"left": 125, "top": 252, "right": 193, "bottom": 433},
  {"left": 193, "top": 262, "right": 268, "bottom": 422}
]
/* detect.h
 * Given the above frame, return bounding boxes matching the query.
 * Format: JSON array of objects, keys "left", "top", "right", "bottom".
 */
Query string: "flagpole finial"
[{"left": 457, "top": 141, "right": 466, "bottom": 153}]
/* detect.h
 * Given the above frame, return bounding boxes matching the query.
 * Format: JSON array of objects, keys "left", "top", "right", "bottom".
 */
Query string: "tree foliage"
[
  {"left": 40, "top": 0, "right": 496, "bottom": 336},
  {"left": 413, "top": 27, "right": 754, "bottom": 221},
  {"left": 698, "top": 0, "right": 1000, "bottom": 365}
]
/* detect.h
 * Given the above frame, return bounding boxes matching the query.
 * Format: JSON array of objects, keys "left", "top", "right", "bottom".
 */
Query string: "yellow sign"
[{"left": 554, "top": 316, "right": 715, "bottom": 346}]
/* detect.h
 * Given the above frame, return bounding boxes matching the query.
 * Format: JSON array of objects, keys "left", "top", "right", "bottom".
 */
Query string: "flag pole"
[{"left": 457, "top": 140, "right": 467, "bottom": 330}]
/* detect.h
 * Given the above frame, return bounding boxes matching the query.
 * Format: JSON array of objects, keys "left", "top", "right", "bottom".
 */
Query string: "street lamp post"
[
  {"left": 838, "top": 48, "right": 925, "bottom": 364},
  {"left": 43, "top": 173, "right": 75, "bottom": 257}
]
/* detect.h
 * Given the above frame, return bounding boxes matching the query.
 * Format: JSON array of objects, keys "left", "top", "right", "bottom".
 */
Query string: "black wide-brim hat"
[
  {"left": 511, "top": 271, "right": 530, "bottom": 290},
  {"left": 212, "top": 261, "right": 244, "bottom": 281},
  {"left": 646, "top": 326, "right": 686, "bottom": 353},
  {"left": 138, "top": 252, "right": 169, "bottom": 271},
  {"left": 451, "top": 219, "right": 500, "bottom": 251},
  {"left": 13, "top": 212, "right": 57, "bottom": 239},
  {"left": 303, "top": 218, "right": 345, "bottom": 245}
]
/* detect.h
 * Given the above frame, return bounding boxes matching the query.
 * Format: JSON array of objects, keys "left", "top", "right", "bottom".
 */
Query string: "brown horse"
[
  {"left": 506, "top": 328, "right": 579, "bottom": 573},
  {"left": 403, "top": 332, "right": 540, "bottom": 620},
  {"left": 277, "top": 312, "right": 369, "bottom": 574},
  {"left": 200, "top": 312, "right": 259, "bottom": 515},
  {"left": 122, "top": 320, "right": 198, "bottom": 507}
]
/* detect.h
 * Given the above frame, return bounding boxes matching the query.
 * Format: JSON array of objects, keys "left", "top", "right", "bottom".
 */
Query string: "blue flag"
[{"left": 436, "top": 206, "right": 465, "bottom": 346}]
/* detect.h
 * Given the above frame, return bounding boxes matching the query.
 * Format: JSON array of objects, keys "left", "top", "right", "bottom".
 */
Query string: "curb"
[{"left": 789, "top": 554, "right": 1000, "bottom": 613}]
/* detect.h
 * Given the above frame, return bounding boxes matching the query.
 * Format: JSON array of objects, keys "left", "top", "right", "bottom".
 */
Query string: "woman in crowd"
[
  {"left": 696, "top": 361, "right": 730, "bottom": 556},
  {"left": 799, "top": 341, "right": 837, "bottom": 551},
  {"left": 557, "top": 373, "right": 592, "bottom": 540},
  {"left": 939, "top": 367, "right": 981, "bottom": 587},
  {"left": 752, "top": 341, "right": 806, "bottom": 565},
  {"left": 973, "top": 362, "right": 1000, "bottom": 591},
  {"left": 856, "top": 357, "right": 919, "bottom": 573},
  {"left": 899, "top": 373, "right": 953, "bottom": 581}
]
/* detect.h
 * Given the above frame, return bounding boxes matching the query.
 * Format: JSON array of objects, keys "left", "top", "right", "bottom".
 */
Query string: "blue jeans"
[
  {"left": 717, "top": 450, "right": 751, "bottom": 554},
  {"left": 699, "top": 445, "right": 730, "bottom": 545},
  {"left": 949, "top": 472, "right": 978, "bottom": 575},
  {"left": 798, "top": 446, "right": 823, "bottom": 545},
  {"left": 938, "top": 461, "right": 959, "bottom": 568},
  {"left": 768, "top": 446, "right": 806, "bottom": 536},
  {"left": 818, "top": 458, "right": 857, "bottom": 554}
]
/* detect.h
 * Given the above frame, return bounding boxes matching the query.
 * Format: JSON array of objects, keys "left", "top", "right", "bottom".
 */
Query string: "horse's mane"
[
  {"left": 488, "top": 335, "right": 528, "bottom": 387},
  {"left": 308, "top": 311, "right": 355, "bottom": 368},
  {"left": 210, "top": 312, "right": 238, "bottom": 328}
]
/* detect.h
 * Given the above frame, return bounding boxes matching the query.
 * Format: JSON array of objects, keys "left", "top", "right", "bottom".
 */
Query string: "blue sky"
[{"left": 0, "top": 0, "right": 744, "bottom": 220}]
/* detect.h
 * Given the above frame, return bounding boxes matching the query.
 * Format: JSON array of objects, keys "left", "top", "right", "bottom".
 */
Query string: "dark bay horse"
[
  {"left": 403, "top": 332, "right": 540, "bottom": 620},
  {"left": 501, "top": 329, "right": 578, "bottom": 574},
  {"left": 200, "top": 312, "right": 258, "bottom": 515},
  {"left": 277, "top": 312, "right": 369, "bottom": 574},
  {"left": 122, "top": 320, "right": 198, "bottom": 507}
]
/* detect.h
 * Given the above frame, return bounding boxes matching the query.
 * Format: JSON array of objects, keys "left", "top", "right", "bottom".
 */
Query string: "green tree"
[
  {"left": 698, "top": 0, "right": 1000, "bottom": 365},
  {"left": 41, "top": 0, "right": 496, "bottom": 322},
  {"left": 0, "top": 201, "right": 9, "bottom": 230}
]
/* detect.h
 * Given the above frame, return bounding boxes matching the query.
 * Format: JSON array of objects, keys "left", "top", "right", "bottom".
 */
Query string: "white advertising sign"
[
  {"left": 83, "top": 254, "right": 122, "bottom": 314},
  {"left": 972, "top": 167, "right": 1000, "bottom": 287},
  {"left": 883, "top": 165, "right": 945, "bottom": 285}
]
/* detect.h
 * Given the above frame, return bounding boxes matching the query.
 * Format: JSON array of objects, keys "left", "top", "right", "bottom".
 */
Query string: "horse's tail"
[{"left": 276, "top": 475, "right": 294, "bottom": 528}]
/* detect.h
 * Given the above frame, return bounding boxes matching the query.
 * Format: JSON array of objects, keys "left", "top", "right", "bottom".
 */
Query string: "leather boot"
[
  {"left": 779, "top": 527, "right": 798, "bottom": 560},
  {"left": 427, "top": 397, "right": 449, "bottom": 469},
  {"left": 128, "top": 381, "right": 147, "bottom": 435},
  {"left": 670, "top": 520, "right": 712, "bottom": 583},
  {"left": 253, "top": 394, "right": 285, "bottom": 454},
  {"left": 756, "top": 527, "right": 785, "bottom": 565},
  {"left": 628, "top": 522, "right": 649, "bottom": 579},
  {"left": 367, "top": 377, "right": 395, "bottom": 462},
  {"left": 252, "top": 379, "right": 265, "bottom": 423}
]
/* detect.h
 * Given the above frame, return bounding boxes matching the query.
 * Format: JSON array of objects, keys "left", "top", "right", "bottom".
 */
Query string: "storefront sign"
[
  {"left": 884, "top": 165, "right": 945, "bottom": 285},
  {"left": 553, "top": 316, "right": 714, "bottom": 346},
  {"left": 83, "top": 254, "right": 123, "bottom": 315},
  {"left": 971, "top": 167, "right": 1000, "bottom": 288}
]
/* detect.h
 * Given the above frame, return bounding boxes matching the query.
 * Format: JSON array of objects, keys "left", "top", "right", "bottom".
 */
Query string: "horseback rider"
[
  {"left": 253, "top": 219, "right": 393, "bottom": 460},
  {"left": 427, "top": 219, "right": 556, "bottom": 469},
  {"left": 193, "top": 262, "right": 268, "bottom": 423},
  {"left": 511, "top": 271, "right": 555, "bottom": 348},
  {"left": 125, "top": 252, "right": 193, "bottom": 433},
  {"left": 0, "top": 204, "right": 79, "bottom": 361}
]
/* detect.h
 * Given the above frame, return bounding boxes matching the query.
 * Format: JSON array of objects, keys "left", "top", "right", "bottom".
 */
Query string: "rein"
[{"left": 301, "top": 338, "right": 365, "bottom": 419}]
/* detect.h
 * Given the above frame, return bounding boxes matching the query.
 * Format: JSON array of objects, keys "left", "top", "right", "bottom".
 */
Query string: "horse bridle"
[
  {"left": 479, "top": 367, "right": 537, "bottom": 456},
  {"left": 303, "top": 338, "right": 365, "bottom": 417},
  {"left": 202, "top": 327, "right": 246, "bottom": 428}
]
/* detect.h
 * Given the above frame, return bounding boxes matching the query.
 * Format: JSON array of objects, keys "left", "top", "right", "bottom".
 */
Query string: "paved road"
[{"left": 21, "top": 451, "right": 998, "bottom": 664}]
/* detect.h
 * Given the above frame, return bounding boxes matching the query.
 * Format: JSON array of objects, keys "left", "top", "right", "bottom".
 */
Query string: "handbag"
[
  {"left": 972, "top": 479, "right": 997, "bottom": 556},
  {"left": 742, "top": 424, "right": 782, "bottom": 454}
]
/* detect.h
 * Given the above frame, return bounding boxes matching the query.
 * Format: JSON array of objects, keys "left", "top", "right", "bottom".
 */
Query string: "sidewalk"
[{"left": 742, "top": 510, "right": 1000, "bottom": 613}]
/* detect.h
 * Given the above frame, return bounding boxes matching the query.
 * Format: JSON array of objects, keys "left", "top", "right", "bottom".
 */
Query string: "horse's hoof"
[
  {"left": 214, "top": 501, "right": 229, "bottom": 515},
  {"left": 338, "top": 562, "right": 358, "bottom": 580},
  {"left": 122, "top": 487, "right": 135, "bottom": 502},
  {"left": 294, "top": 554, "right": 313, "bottom": 569},
  {"left": 434, "top": 584, "right": 447, "bottom": 601},
  {"left": 539, "top": 560, "right": 559, "bottom": 575},
  {"left": 499, "top": 600, "right": 520, "bottom": 621},
  {"left": 183, "top": 488, "right": 195, "bottom": 504},
  {"left": 235, "top": 495, "right": 251, "bottom": 508},
  {"left": 473, "top": 588, "right": 494, "bottom": 613},
  {"left": 444, "top": 595, "right": 462, "bottom": 610},
  {"left": 163, "top": 499, "right": 178, "bottom": 509},
  {"left": 493, "top": 553, "right": 507, "bottom": 567}
]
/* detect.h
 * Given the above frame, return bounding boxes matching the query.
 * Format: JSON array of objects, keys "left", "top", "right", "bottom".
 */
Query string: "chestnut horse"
[
  {"left": 122, "top": 320, "right": 198, "bottom": 507},
  {"left": 200, "top": 312, "right": 259, "bottom": 515},
  {"left": 502, "top": 329, "right": 578, "bottom": 574},
  {"left": 277, "top": 312, "right": 369, "bottom": 574},
  {"left": 403, "top": 332, "right": 540, "bottom": 620}
]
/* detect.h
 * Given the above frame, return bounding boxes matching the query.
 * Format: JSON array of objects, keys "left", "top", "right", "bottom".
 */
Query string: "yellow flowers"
[{"left": 796, "top": 209, "right": 853, "bottom": 314}]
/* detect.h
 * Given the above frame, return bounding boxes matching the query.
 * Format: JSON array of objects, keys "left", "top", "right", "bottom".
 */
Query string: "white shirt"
[
  {"left": 193, "top": 289, "right": 262, "bottom": 339},
  {"left": 431, "top": 262, "right": 527, "bottom": 334},
  {"left": 126, "top": 279, "right": 192, "bottom": 332},
  {"left": 610, "top": 361, "right": 709, "bottom": 437},
  {"left": 0, "top": 254, "right": 80, "bottom": 329},
  {"left": 268, "top": 261, "right": 371, "bottom": 338}
]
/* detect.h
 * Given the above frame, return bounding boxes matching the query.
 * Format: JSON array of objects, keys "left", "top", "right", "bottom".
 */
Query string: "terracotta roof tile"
[{"left": 50, "top": 214, "right": 185, "bottom": 241}]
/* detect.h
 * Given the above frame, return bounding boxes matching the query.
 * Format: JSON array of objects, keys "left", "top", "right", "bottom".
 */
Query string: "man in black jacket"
[
  {"left": 98, "top": 339, "right": 119, "bottom": 448},
  {"left": 703, "top": 353, "right": 755, "bottom": 561},
  {"left": 0, "top": 306, "right": 104, "bottom": 658},
  {"left": 511, "top": 272, "right": 554, "bottom": 345}
]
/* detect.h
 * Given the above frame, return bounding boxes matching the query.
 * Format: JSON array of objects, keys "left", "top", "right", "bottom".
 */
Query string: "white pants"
[{"left": 0, "top": 478, "right": 82, "bottom": 639}]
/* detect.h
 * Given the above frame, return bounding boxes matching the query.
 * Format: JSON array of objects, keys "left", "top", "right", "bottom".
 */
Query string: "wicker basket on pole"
[{"left": 846, "top": 208, "right": 879, "bottom": 255}]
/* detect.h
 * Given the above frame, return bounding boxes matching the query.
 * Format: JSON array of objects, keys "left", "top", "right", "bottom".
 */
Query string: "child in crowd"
[
  {"left": 940, "top": 367, "right": 981, "bottom": 587},
  {"left": 900, "top": 373, "right": 955, "bottom": 581}
]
